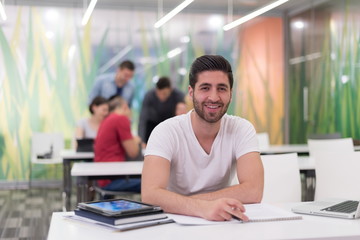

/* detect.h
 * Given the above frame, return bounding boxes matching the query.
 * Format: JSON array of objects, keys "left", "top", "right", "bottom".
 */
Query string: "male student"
[
  {"left": 94, "top": 96, "right": 141, "bottom": 193},
  {"left": 141, "top": 55, "right": 264, "bottom": 221},
  {"left": 88, "top": 60, "right": 135, "bottom": 107}
]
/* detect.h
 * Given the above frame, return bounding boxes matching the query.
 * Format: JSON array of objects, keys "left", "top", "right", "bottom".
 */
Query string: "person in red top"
[{"left": 94, "top": 96, "right": 142, "bottom": 194}]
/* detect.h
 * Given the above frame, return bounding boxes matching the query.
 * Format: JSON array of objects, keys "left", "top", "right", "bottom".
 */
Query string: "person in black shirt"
[{"left": 138, "top": 76, "right": 185, "bottom": 144}]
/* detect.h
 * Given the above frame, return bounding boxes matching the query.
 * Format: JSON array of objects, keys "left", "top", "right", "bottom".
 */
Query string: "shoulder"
[
  {"left": 77, "top": 118, "right": 89, "bottom": 127},
  {"left": 172, "top": 88, "right": 185, "bottom": 97},
  {"left": 152, "top": 113, "right": 188, "bottom": 136},
  {"left": 222, "top": 114, "right": 255, "bottom": 131}
]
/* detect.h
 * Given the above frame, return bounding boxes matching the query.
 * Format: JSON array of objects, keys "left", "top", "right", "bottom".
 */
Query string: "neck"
[
  {"left": 90, "top": 114, "right": 103, "bottom": 124},
  {"left": 190, "top": 110, "right": 221, "bottom": 141}
]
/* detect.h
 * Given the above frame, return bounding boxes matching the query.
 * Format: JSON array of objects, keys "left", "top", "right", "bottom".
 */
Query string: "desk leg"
[
  {"left": 63, "top": 159, "right": 72, "bottom": 210},
  {"left": 76, "top": 176, "right": 89, "bottom": 205}
]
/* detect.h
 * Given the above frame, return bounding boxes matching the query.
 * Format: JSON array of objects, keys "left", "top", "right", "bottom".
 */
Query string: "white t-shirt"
[
  {"left": 145, "top": 111, "right": 259, "bottom": 196},
  {"left": 76, "top": 118, "right": 97, "bottom": 139}
]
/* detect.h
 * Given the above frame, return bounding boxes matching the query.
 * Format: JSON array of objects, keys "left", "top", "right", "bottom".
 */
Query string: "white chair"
[
  {"left": 313, "top": 151, "right": 360, "bottom": 200},
  {"left": 230, "top": 153, "right": 301, "bottom": 203},
  {"left": 261, "top": 153, "right": 301, "bottom": 203},
  {"left": 256, "top": 132, "right": 270, "bottom": 151},
  {"left": 30, "top": 132, "right": 64, "bottom": 188},
  {"left": 306, "top": 138, "right": 354, "bottom": 201},
  {"left": 308, "top": 138, "right": 354, "bottom": 157}
]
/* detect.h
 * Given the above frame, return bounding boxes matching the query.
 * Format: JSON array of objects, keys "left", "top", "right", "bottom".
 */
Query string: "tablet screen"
[{"left": 87, "top": 200, "right": 150, "bottom": 212}]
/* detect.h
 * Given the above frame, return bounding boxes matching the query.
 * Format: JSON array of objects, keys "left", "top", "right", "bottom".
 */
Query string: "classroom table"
[
  {"left": 261, "top": 144, "right": 360, "bottom": 155},
  {"left": 71, "top": 161, "right": 143, "bottom": 205},
  {"left": 61, "top": 150, "right": 94, "bottom": 210},
  {"left": 48, "top": 202, "right": 360, "bottom": 240}
]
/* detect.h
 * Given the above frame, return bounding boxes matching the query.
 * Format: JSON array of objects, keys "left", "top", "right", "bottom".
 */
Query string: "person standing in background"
[
  {"left": 138, "top": 76, "right": 185, "bottom": 144},
  {"left": 88, "top": 60, "right": 136, "bottom": 107},
  {"left": 75, "top": 96, "right": 109, "bottom": 139}
]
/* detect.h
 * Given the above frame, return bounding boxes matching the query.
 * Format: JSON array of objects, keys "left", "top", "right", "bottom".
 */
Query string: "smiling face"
[{"left": 189, "top": 71, "right": 232, "bottom": 124}]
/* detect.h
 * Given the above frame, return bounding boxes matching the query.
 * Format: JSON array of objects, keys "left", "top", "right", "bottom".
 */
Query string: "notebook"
[
  {"left": 167, "top": 203, "right": 302, "bottom": 225},
  {"left": 292, "top": 198, "right": 360, "bottom": 219},
  {"left": 76, "top": 138, "right": 94, "bottom": 152},
  {"left": 74, "top": 208, "right": 168, "bottom": 225}
]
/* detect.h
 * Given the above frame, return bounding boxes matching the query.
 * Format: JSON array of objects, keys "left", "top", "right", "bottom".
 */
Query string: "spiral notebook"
[{"left": 167, "top": 203, "right": 302, "bottom": 225}]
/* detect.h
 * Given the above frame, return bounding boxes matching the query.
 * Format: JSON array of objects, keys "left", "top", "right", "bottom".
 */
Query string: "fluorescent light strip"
[
  {"left": 154, "top": 0, "right": 194, "bottom": 28},
  {"left": 0, "top": 1, "right": 7, "bottom": 21},
  {"left": 223, "top": 0, "right": 288, "bottom": 31},
  {"left": 81, "top": 0, "right": 98, "bottom": 26}
]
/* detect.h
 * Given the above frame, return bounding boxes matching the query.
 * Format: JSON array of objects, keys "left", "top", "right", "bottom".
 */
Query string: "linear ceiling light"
[
  {"left": 223, "top": 0, "right": 289, "bottom": 31},
  {"left": 81, "top": 0, "right": 98, "bottom": 26},
  {"left": 154, "top": 0, "right": 194, "bottom": 28},
  {"left": 0, "top": 1, "right": 7, "bottom": 21}
]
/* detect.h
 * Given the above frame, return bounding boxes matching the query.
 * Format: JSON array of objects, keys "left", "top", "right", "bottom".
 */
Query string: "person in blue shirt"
[{"left": 88, "top": 60, "right": 135, "bottom": 107}]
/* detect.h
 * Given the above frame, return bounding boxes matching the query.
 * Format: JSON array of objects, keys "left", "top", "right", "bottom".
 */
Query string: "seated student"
[
  {"left": 94, "top": 96, "right": 142, "bottom": 194},
  {"left": 142, "top": 55, "right": 264, "bottom": 221},
  {"left": 75, "top": 96, "right": 109, "bottom": 139}
]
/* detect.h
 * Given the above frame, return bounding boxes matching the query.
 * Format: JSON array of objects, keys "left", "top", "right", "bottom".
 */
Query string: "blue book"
[{"left": 74, "top": 209, "right": 168, "bottom": 225}]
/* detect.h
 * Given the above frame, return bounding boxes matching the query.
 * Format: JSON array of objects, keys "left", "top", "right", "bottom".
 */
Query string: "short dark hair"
[
  {"left": 89, "top": 96, "right": 108, "bottom": 114},
  {"left": 108, "top": 96, "right": 126, "bottom": 112},
  {"left": 119, "top": 60, "right": 135, "bottom": 71},
  {"left": 156, "top": 76, "right": 171, "bottom": 90},
  {"left": 189, "top": 55, "right": 233, "bottom": 89}
]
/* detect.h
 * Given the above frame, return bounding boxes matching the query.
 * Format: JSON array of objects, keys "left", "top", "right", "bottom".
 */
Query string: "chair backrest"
[
  {"left": 31, "top": 132, "right": 64, "bottom": 163},
  {"left": 261, "top": 153, "right": 301, "bottom": 203},
  {"left": 230, "top": 153, "right": 301, "bottom": 203},
  {"left": 313, "top": 151, "right": 360, "bottom": 200},
  {"left": 308, "top": 138, "right": 354, "bottom": 157},
  {"left": 308, "top": 132, "right": 341, "bottom": 140},
  {"left": 257, "top": 132, "right": 270, "bottom": 151}
]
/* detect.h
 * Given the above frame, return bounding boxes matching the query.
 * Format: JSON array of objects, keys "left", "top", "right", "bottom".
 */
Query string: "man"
[
  {"left": 89, "top": 60, "right": 135, "bottom": 107},
  {"left": 94, "top": 96, "right": 141, "bottom": 193},
  {"left": 141, "top": 55, "right": 264, "bottom": 221},
  {"left": 138, "top": 76, "right": 185, "bottom": 144}
]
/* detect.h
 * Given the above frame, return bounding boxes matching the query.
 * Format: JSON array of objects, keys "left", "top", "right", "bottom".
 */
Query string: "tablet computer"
[{"left": 77, "top": 199, "right": 162, "bottom": 217}]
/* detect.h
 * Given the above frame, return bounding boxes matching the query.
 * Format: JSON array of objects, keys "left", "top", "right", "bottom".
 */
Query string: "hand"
[{"left": 198, "top": 198, "right": 249, "bottom": 222}]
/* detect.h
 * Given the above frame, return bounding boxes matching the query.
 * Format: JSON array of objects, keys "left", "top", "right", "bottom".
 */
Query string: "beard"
[{"left": 192, "top": 95, "right": 230, "bottom": 124}]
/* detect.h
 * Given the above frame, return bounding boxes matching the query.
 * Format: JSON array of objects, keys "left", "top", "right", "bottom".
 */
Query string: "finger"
[
  {"left": 227, "top": 206, "right": 249, "bottom": 222},
  {"left": 225, "top": 199, "right": 246, "bottom": 212},
  {"left": 219, "top": 211, "right": 233, "bottom": 221}
]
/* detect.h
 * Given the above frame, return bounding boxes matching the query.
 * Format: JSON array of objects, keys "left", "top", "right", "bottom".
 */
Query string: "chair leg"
[{"left": 29, "top": 163, "right": 32, "bottom": 190}]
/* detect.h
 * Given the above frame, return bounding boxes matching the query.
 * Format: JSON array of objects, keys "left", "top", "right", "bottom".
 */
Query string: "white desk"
[
  {"left": 61, "top": 150, "right": 94, "bottom": 210},
  {"left": 71, "top": 161, "right": 143, "bottom": 204},
  {"left": 48, "top": 202, "right": 360, "bottom": 240},
  {"left": 262, "top": 144, "right": 360, "bottom": 155}
]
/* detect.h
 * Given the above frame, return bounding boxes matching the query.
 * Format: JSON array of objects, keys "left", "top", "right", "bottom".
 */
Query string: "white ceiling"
[{"left": 5, "top": 0, "right": 327, "bottom": 15}]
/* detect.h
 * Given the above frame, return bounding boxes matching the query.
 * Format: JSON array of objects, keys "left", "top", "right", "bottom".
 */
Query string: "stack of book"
[{"left": 72, "top": 198, "right": 173, "bottom": 230}]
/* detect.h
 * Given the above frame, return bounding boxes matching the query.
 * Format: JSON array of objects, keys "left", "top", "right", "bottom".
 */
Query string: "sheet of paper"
[{"left": 167, "top": 203, "right": 301, "bottom": 225}]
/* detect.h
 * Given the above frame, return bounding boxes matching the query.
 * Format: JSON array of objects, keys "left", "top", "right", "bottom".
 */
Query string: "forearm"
[
  {"left": 191, "top": 182, "right": 263, "bottom": 203},
  {"left": 142, "top": 187, "right": 205, "bottom": 218}
]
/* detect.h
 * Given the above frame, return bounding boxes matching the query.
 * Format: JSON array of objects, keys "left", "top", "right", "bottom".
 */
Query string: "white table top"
[
  {"left": 48, "top": 202, "right": 360, "bottom": 240},
  {"left": 71, "top": 161, "right": 143, "bottom": 176},
  {"left": 61, "top": 150, "right": 94, "bottom": 159},
  {"left": 262, "top": 144, "right": 360, "bottom": 154}
]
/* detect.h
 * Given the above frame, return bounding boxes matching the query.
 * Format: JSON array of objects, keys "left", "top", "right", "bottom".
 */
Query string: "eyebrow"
[{"left": 198, "top": 83, "right": 229, "bottom": 88}]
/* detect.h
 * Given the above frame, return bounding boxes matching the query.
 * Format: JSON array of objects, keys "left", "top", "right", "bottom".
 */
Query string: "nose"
[{"left": 207, "top": 88, "right": 220, "bottom": 102}]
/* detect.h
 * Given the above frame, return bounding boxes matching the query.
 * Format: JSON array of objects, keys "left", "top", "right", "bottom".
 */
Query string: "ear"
[{"left": 188, "top": 85, "right": 194, "bottom": 97}]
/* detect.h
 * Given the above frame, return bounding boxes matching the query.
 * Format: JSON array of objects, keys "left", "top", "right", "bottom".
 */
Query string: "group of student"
[
  {"left": 76, "top": 55, "right": 265, "bottom": 221},
  {"left": 75, "top": 60, "right": 189, "bottom": 194}
]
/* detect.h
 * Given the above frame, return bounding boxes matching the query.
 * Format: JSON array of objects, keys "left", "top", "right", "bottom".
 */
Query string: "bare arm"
[
  {"left": 141, "top": 155, "right": 249, "bottom": 221},
  {"left": 122, "top": 136, "right": 141, "bottom": 158},
  {"left": 75, "top": 127, "right": 84, "bottom": 139},
  {"left": 191, "top": 152, "right": 264, "bottom": 203}
]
